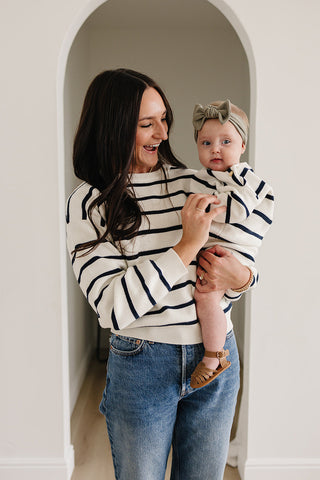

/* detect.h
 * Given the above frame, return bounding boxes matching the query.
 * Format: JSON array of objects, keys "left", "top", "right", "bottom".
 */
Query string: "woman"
[{"left": 66, "top": 68, "right": 253, "bottom": 480}]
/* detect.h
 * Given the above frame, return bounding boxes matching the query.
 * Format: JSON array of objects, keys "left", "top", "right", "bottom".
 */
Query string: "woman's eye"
[
  {"left": 140, "top": 123, "right": 152, "bottom": 128},
  {"left": 222, "top": 139, "right": 230, "bottom": 145}
]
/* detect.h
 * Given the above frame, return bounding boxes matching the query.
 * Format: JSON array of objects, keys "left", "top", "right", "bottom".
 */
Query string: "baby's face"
[{"left": 197, "top": 119, "right": 245, "bottom": 171}]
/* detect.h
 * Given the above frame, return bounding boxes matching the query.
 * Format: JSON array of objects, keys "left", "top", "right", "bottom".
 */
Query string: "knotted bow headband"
[{"left": 192, "top": 99, "right": 248, "bottom": 144}]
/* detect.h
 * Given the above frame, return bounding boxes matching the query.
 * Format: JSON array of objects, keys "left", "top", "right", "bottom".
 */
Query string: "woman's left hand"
[{"left": 196, "top": 244, "right": 251, "bottom": 293}]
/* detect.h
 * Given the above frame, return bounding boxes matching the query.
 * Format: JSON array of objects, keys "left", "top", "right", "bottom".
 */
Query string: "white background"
[{"left": 0, "top": 1, "right": 319, "bottom": 479}]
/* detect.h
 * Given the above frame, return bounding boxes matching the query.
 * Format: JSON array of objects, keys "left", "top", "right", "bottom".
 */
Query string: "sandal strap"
[
  {"left": 204, "top": 349, "right": 229, "bottom": 358},
  {"left": 204, "top": 349, "right": 230, "bottom": 368},
  {"left": 192, "top": 362, "right": 217, "bottom": 380}
]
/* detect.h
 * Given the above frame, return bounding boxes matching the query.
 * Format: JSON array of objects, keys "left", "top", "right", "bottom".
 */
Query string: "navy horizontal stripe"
[
  {"left": 136, "top": 224, "right": 182, "bottom": 237},
  {"left": 137, "top": 189, "right": 187, "bottom": 202},
  {"left": 231, "top": 192, "right": 250, "bottom": 217},
  {"left": 151, "top": 260, "right": 171, "bottom": 291},
  {"left": 131, "top": 171, "right": 204, "bottom": 188},
  {"left": 111, "top": 309, "right": 119, "bottom": 330},
  {"left": 81, "top": 186, "right": 94, "bottom": 220},
  {"left": 145, "top": 299, "right": 195, "bottom": 316},
  {"left": 241, "top": 166, "right": 253, "bottom": 177},
  {"left": 208, "top": 232, "right": 233, "bottom": 243},
  {"left": 76, "top": 246, "right": 172, "bottom": 272},
  {"left": 66, "top": 182, "right": 86, "bottom": 224},
  {"left": 256, "top": 180, "right": 265, "bottom": 196},
  {"left": 66, "top": 196, "right": 71, "bottom": 224},
  {"left": 207, "top": 234, "right": 257, "bottom": 263},
  {"left": 191, "top": 170, "right": 220, "bottom": 189},
  {"left": 225, "top": 292, "right": 241, "bottom": 300},
  {"left": 266, "top": 193, "right": 274, "bottom": 201},
  {"left": 133, "top": 169, "right": 252, "bottom": 192},
  {"left": 94, "top": 284, "right": 108, "bottom": 310},
  {"left": 206, "top": 169, "right": 226, "bottom": 186},
  {"left": 143, "top": 206, "right": 182, "bottom": 215},
  {"left": 233, "top": 249, "right": 255, "bottom": 262},
  {"left": 85, "top": 269, "right": 121, "bottom": 299},
  {"left": 171, "top": 279, "right": 195, "bottom": 291},
  {"left": 154, "top": 319, "right": 199, "bottom": 327},
  {"left": 121, "top": 277, "right": 139, "bottom": 319},
  {"left": 231, "top": 222, "right": 263, "bottom": 240},
  {"left": 229, "top": 171, "right": 244, "bottom": 186},
  {"left": 252, "top": 209, "right": 273, "bottom": 224},
  {"left": 78, "top": 252, "right": 122, "bottom": 282},
  {"left": 134, "top": 265, "right": 156, "bottom": 306},
  {"left": 226, "top": 196, "right": 232, "bottom": 223},
  {"left": 223, "top": 302, "right": 232, "bottom": 314},
  {"left": 71, "top": 251, "right": 77, "bottom": 265},
  {"left": 206, "top": 236, "right": 255, "bottom": 262}
]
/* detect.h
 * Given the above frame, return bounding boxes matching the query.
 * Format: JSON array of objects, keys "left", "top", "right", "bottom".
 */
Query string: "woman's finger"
[{"left": 186, "top": 193, "right": 220, "bottom": 212}]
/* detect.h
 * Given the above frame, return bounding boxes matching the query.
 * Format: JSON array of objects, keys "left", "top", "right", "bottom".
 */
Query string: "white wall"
[
  {"left": 223, "top": 0, "right": 320, "bottom": 478},
  {"left": 64, "top": 24, "right": 97, "bottom": 414},
  {"left": 0, "top": 1, "right": 80, "bottom": 478},
  {"left": 0, "top": 1, "right": 319, "bottom": 479}
]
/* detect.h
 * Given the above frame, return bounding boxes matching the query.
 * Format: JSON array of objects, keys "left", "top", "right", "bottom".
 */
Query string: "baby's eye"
[
  {"left": 202, "top": 141, "right": 211, "bottom": 146},
  {"left": 222, "top": 139, "right": 230, "bottom": 145}
]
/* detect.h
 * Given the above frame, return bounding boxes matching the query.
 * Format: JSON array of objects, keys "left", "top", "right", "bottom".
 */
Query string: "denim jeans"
[{"left": 99, "top": 330, "right": 240, "bottom": 480}]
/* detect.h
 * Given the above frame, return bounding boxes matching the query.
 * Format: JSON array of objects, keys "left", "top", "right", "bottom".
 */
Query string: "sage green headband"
[{"left": 192, "top": 99, "right": 248, "bottom": 144}]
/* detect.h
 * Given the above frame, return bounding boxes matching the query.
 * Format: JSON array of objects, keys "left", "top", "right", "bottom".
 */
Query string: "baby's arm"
[{"left": 201, "top": 162, "right": 274, "bottom": 225}]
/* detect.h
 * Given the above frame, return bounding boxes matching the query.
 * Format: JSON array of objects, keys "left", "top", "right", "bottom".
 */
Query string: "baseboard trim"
[
  {"left": 0, "top": 445, "right": 74, "bottom": 480},
  {"left": 244, "top": 458, "right": 320, "bottom": 480}
]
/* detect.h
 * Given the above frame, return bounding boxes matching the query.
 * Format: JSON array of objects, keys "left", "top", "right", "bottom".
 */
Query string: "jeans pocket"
[{"left": 110, "top": 334, "right": 145, "bottom": 356}]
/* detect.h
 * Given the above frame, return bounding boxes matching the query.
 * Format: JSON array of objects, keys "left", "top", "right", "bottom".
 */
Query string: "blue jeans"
[{"left": 99, "top": 330, "right": 240, "bottom": 480}]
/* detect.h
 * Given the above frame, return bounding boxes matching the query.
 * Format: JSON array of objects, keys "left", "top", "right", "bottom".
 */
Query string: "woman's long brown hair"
[{"left": 72, "top": 68, "right": 185, "bottom": 254}]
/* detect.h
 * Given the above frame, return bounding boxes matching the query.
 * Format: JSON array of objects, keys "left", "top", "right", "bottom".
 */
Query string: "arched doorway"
[{"left": 57, "top": 0, "right": 255, "bottom": 473}]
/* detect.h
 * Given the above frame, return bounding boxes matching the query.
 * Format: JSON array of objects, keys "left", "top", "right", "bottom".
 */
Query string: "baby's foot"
[{"left": 202, "top": 355, "right": 219, "bottom": 371}]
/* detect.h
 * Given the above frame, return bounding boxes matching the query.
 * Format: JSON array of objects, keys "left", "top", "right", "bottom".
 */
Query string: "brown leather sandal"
[{"left": 190, "top": 349, "right": 231, "bottom": 389}]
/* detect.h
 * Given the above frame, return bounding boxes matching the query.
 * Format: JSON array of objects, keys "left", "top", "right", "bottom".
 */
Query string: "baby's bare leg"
[{"left": 194, "top": 289, "right": 227, "bottom": 371}]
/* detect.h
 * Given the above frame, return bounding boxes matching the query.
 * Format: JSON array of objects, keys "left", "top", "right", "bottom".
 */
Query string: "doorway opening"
[{"left": 58, "top": 0, "right": 256, "bottom": 474}]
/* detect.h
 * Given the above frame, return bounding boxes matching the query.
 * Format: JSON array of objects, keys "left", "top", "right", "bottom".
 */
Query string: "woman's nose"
[{"left": 154, "top": 121, "right": 168, "bottom": 140}]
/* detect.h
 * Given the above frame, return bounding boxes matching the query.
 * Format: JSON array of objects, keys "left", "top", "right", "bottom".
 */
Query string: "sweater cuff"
[{"left": 154, "top": 248, "right": 188, "bottom": 288}]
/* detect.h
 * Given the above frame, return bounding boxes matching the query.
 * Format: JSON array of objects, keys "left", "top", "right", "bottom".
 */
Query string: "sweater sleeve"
[
  {"left": 205, "top": 162, "right": 274, "bottom": 225},
  {"left": 66, "top": 185, "right": 188, "bottom": 331}
]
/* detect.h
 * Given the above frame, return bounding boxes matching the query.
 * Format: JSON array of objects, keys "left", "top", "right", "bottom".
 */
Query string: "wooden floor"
[{"left": 71, "top": 356, "right": 241, "bottom": 480}]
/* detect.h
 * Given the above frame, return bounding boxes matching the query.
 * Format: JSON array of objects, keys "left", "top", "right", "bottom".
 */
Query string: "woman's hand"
[
  {"left": 196, "top": 244, "right": 251, "bottom": 293},
  {"left": 173, "top": 194, "right": 226, "bottom": 267}
]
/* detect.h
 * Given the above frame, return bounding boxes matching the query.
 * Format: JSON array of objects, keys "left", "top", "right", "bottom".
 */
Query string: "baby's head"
[{"left": 193, "top": 99, "right": 249, "bottom": 172}]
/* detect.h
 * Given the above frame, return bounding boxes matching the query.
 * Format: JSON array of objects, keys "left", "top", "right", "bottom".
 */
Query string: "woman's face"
[{"left": 132, "top": 87, "right": 168, "bottom": 173}]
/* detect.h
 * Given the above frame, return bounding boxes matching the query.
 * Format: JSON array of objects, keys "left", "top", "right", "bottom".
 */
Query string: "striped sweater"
[{"left": 66, "top": 163, "right": 274, "bottom": 345}]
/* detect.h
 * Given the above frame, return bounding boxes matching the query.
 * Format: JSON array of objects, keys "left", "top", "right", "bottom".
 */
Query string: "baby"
[{"left": 190, "top": 99, "right": 274, "bottom": 388}]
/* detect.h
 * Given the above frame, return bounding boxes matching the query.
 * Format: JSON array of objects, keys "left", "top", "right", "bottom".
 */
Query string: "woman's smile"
[
  {"left": 133, "top": 88, "right": 168, "bottom": 173},
  {"left": 143, "top": 142, "right": 161, "bottom": 152}
]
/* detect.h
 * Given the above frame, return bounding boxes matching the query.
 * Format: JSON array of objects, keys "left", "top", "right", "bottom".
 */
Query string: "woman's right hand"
[{"left": 173, "top": 193, "right": 226, "bottom": 267}]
